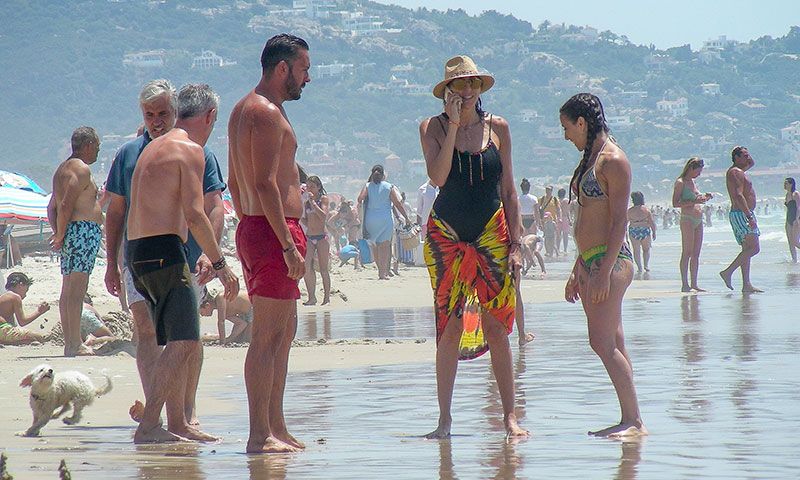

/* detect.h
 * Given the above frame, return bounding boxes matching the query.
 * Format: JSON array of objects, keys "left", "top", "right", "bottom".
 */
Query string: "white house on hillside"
[
  {"left": 191, "top": 50, "right": 236, "bottom": 69},
  {"left": 656, "top": 98, "right": 688, "bottom": 117},
  {"left": 123, "top": 50, "right": 165, "bottom": 68},
  {"left": 700, "top": 83, "right": 721, "bottom": 96}
]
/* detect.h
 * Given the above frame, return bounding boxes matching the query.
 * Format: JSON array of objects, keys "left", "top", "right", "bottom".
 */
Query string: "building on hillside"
[
  {"left": 614, "top": 90, "right": 648, "bottom": 108},
  {"left": 340, "top": 12, "right": 386, "bottom": 36},
  {"left": 561, "top": 26, "right": 599, "bottom": 44},
  {"left": 519, "top": 109, "right": 540, "bottom": 123},
  {"left": 314, "top": 62, "right": 355, "bottom": 79},
  {"left": 191, "top": 50, "right": 236, "bottom": 69},
  {"left": 656, "top": 97, "right": 688, "bottom": 117},
  {"left": 780, "top": 121, "right": 800, "bottom": 142},
  {"left": 123, "top": 50, "right": 165, "bottom": 68},
  {"left": 539, "top": 125, "right": 562, "bottom": 140},
  {"left": 293, "top": 0, "right": 336, "bottom": 19},
  {"left": 700, "top": 83, "right": 721, "bottom": 96},
  {"left": 548, "top": 73, "right": 588, "bottom": 93},
  {"left": 702, "top": 35, "right": 738, "bottom": 51},
  {"left": 606, "top": 115, "right": 634, "bottom": 130}
]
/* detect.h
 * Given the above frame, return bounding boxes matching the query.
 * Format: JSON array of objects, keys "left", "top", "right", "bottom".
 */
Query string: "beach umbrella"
[
  {"left": 222, "top": 191, "right": 235, "bottom": 216},
  {"left": 0, "top": 186, "right": 51, "bottom": 224},
  {"left": 0, "top": 170, "right": 48, "bottom": 195}
]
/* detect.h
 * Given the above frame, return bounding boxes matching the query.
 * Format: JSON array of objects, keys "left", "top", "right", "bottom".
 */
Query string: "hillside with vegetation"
[{"left": 1, "top": 0, "right": 799, "bottom": 198}]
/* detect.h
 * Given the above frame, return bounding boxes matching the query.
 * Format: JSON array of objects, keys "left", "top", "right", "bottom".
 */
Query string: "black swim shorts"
[{"left": 127, "top": 234, "right": 198, "bottom": 346}]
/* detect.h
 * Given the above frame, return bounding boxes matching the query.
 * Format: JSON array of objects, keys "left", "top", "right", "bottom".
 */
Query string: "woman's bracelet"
[{"left": 212, "top": 256, "right": 227, "bottom": 271}]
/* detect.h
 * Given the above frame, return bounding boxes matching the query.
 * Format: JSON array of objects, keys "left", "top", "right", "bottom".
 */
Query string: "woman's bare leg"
[
  {"left": 426, "top": 313, "right": 462, "bottom": 439},
  {"left": 690, "top": 226, "right": 705, "bottom": 291},
  {"left": 317, "top": 237, "right": 331, "bottom": 305},
  {"left": 302, "top": 241, "right": 318, "bottom": 305},
  {"left": 484, "top": 314, "right": 529, "bottom": 437},
  {"left": 678, "top": 219, "right": 695, "bottom": 292}
]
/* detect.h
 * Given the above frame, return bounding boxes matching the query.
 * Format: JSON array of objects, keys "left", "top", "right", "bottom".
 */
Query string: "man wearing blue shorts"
[
  {"left": 48, "top": 126, "right": 103, "bottom": 356},
  {"left": 720, "top": 146, "right": 763, "bottom": 293}
]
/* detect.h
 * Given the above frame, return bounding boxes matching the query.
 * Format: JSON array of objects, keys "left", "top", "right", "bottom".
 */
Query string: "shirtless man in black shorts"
[{"left": 127, "top": 84, "right": 238, "bottom": 443}]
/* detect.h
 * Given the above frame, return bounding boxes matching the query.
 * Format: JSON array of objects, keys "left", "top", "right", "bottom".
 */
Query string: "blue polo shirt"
[{"left": 105, "top": 132, "right": 226, "bottom": 271}]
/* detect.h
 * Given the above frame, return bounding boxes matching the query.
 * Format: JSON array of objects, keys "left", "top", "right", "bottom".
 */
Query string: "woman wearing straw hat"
[{"left": 419, "top": 55, "right": 527, "bottom": 439}]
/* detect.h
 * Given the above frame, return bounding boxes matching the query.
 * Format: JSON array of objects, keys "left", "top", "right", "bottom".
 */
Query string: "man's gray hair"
[
  {"left": 139, "top": 78, "right": 177, "bottom": 112},
  {"left": 71, "top": 126, "right": 99, "bottom": 152},
  {"left": 178, "top": 83, "right": 219, "bottom": 120}
]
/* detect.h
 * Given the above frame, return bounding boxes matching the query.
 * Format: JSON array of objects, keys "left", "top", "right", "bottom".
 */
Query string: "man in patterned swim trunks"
[
  {"left": 720, "top": 146, "right": 763, "bottom": 293},
  {"left": 48, "top": 126, "right": 104, "bottom": 357}
]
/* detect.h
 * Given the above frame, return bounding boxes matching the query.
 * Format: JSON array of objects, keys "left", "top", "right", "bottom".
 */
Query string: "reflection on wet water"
[{"left": 7, "top": 292, "right": 800, "bottom": 479}]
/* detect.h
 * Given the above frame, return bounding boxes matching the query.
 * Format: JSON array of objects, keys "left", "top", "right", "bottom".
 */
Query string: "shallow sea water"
[{"left": 6, "top": 212, "right": 800, "bottom": 479}]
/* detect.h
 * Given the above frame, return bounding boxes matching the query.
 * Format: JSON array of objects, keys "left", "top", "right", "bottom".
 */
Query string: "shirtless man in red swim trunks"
[{"left": 227, "top": 33, "right": 311, "bottom": 454}]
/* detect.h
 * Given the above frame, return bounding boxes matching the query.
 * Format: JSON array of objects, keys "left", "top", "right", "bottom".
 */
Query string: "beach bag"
[
  {"left": 358, "top": 238, "right": 373, "bottom": 264},
  {"left": 398, "top": 224, "right": 421, "bottom": 251}
]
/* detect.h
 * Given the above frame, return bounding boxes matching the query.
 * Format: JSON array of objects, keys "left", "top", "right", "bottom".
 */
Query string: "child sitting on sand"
[
  {"left": 199, "top": 288, "right": 253, "bottom": 345},
  {"left": 0, "top": 272, "right": 51, "bottom": 345}
]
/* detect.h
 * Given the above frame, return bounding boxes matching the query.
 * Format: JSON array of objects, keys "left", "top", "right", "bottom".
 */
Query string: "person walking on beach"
[
  {"left": 673, "top": 157, "right": 713, "bottom": 292},
  {"left": 127, "top": 83, "right": 238, "bottom": 444},
  {"left": 783, "top": 177, "right": 800, "bottom": 262},
  {"left": 720, "top": 146, "right": 762, "bottom": 292},
  {"left": 419, "top": 55, "right": 527, "bottom": 439},
  {"left": 0, "top": 273, "right": 50, "bottom": 345},
  {"left": 627, "top": 191, "right": 657, "bottom": 274},
  {"left": 227, "top": 33, "right": 311, "bottom": 454},
  {"left": 357, "top": 165, "right": 410, "bottom": 280},
  {"left": 48, "top": 126, "right": 104, "bottom": 356},
  {"left": 539, "top": 185, "right": 561, "bottom": 253},
  {"left": 557, "top": 187, "right": 572, "bottom": 253},
  {"left": 302, "top": 175, "right": 331, "bottom": 305},
  {"left": 560, "top": 93, "right": 647, "bottom": 438}
]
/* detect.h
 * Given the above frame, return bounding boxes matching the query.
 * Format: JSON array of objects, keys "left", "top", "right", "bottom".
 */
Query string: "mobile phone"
[{"left": 445, "top": 86, "right": 456, "bottom": 103}]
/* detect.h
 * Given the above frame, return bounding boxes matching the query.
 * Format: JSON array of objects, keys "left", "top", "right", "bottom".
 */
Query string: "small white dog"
[{"left": 18, "top": 363, "right": 113, "bottom": 437}]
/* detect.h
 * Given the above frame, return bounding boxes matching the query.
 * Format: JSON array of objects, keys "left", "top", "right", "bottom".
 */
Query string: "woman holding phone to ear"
[{"left": 418, "top": 55, "right": 527, "bottom": 439}]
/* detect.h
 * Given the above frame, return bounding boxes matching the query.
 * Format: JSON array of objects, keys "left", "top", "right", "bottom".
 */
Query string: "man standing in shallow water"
[
  {"left": 127, "top": 83, "right": 238, "bottom": 443},
  {"left": 227, "top": 33, "right": 310, "bottom": 453},
  {"left": 48, "top": 126, "right": 104, "bottom": 356},
  {"left": 720, "top": 146, "right": 763, "bottom": 293}
]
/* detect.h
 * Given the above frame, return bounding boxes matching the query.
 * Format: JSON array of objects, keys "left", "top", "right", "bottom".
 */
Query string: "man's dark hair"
[
  {"left": 261, "top": 34, "right": 309, "bottom": 76},
  {"left": 731, "top": 146, "right": 746, "bottom": 162}
]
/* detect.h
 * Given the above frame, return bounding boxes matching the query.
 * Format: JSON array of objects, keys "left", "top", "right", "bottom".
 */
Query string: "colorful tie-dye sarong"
[{"left": 424, "top": 207, "right": 515, "bottom": 360}]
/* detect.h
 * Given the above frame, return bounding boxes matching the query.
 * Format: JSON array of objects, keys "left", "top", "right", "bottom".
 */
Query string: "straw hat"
[{"left": 432, "top": 55, "right": 495, "bottom": 99}]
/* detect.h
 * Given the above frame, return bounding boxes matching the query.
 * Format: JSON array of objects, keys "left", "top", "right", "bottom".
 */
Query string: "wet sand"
[{"left": 1, "top": 211, "right": 799, "bottom": 478}]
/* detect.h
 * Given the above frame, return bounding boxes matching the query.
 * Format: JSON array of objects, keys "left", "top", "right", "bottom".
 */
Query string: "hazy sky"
[{"left": 373, "top": 0, "right": 800, "bottom": 49}]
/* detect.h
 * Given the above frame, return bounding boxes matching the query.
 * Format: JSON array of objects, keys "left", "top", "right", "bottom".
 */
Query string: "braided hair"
[{"left": 560, "top": 93, "right": 610, "bottom": 205}]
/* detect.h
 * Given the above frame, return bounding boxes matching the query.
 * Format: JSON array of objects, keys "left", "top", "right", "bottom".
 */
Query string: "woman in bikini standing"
[
  {"left": 672, "top": 157, "right": 713, "bottom": 292},
  {"left": 783, "top": 178, "right": 800, "bottom": 262},
  {"left": 627, "top": 191, "right": 657, "bottom": 274},
  {"left": 561, "top": 92, "right": 647, "bottom": 438},
  {"left": 302, "top": 175, "right": 331, "bottom": 305},
  {"left": 419, "top": 55, "right": 527, "bottom": 439}
]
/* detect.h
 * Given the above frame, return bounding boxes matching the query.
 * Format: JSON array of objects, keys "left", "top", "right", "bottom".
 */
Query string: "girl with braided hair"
[{"left": 560, "top": 93, "right": 647, "bottom": 438}]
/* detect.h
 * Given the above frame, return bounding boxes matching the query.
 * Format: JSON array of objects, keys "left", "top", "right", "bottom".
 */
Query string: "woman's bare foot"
[
  {"left": 134, "top": 425, "right": 190, "bottom": 444},
  {"left": 681, "top": 285, "right": 692, "bottom": 293},
  {"left": 518, "top": 332, "right": 535, "bottom": 348},
  {"left": 719, "top": 270, "right": 734, "bottom": 290},
  {"left": 589, "top": 422, "right": 648, "bottom": 438},
  {"left": 690, "top": 286, "right": 706, "bottom": 292},
  {"left": 247, "top": 436, "right": 300, "bottom": 454},
  {"left": 504, "top": 414, "right": 529, "bottom": 438},
  {"left": 742, "top": 285, "right": 764, "bottom": 293},
  {"left": 303, "top": 297, "right": 317, "bottom": 306},
  {"left": 321, "top": 296, "right": 330, "bottom": 306}
]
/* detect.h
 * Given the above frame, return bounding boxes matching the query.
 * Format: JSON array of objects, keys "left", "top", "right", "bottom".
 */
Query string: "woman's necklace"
[{"left": 456, "top": 117, "right": 485, "bottom": 186}]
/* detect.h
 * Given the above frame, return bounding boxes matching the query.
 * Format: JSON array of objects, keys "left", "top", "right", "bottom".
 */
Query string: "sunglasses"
[{"left": 449, "top": 77, "right": 483, "bottom": 92}]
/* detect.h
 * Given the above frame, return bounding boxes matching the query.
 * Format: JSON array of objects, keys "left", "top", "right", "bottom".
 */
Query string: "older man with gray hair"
[
  {"left": 104, "top": 81, "right": 227, "bottom": 436},
  {"left": 127, "top": 82, "right": 237, "bottom": 443}
]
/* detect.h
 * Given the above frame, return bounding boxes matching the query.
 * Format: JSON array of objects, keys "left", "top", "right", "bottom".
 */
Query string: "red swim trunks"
[{"left": 236, "top": 216, "right": 307, "bottom": 300}]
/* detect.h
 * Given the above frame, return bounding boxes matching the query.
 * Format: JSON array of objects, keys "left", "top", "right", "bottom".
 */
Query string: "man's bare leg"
[
  {"left": 740, "top": 236, "right": 763, "bottom": 292},
  {"left": 60, "top": 273, "right": 93, "bottom": 356},
  {"left": 184, "top": 342, "right": 203, "bottom": 426},
  {"left": 245, "top": 296, "right": 299, "bottom": 453},
  {"left": 268, "top": 300, "right": 305, "bottom": 449},
  {"left": 484, "top": 315, "right": 529, "bottom": 438},
  {"left": 129, "top": 300, "right": 162, "bottom": 422},
  {"left": 164, "top": 341, "right": 217, "bottom": 442},
  {"left": 134, "top": 340, "right": 199, "bottom": 443},
  {"left": 425, "top": 314, "right": 461, "bottom": 439}
]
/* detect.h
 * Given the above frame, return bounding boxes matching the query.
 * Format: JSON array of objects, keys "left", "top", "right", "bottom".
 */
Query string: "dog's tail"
[{"left": 95, "top": 370, "right": 113, "bottom": 397}]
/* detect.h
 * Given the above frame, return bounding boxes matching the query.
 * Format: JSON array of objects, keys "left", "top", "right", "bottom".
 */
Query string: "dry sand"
[{"left": 0, "top": 251, "right": 678, "bottom": 477}]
